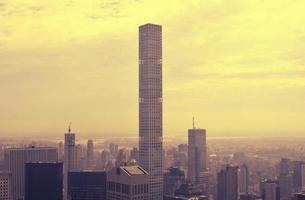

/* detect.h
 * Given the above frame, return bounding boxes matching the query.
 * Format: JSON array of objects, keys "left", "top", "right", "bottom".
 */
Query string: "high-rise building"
[
  {"left": 217, "top": 165, "right": 238, "bottom": 200},
  {"left": 188, "top": 123, "right": 207, "bottom": 188},
  {"left": 260, "top": 180, "right": 280, "bottom": 200},
  {"left": 64, "top": 127, "right": 78, "bottom": 200},
  {"left": 58, "top": 141, "right": 64, "bottom": 161},
  {"left": 293, "top": 161, "right": 304, "bottom": 192},
  {"left": 25, "top": 162, "right": 63, "bottom": 200},
  {"left": 109, "top": 144, "right": 119, "bottom": 157},
  {"left": 302, "top": 163, "right": 305, "bottom": 192},
  {"left": 107, "top": 165, "right": 149, "bottom": 200},
  {"left": 278, "top": 158, "right": 290, "bottom": 175},
  {"left": 139, "top": 23, "right": 163, "bottom": 200},
  {"left": 278, "top": 173, "right": 292, "bottom": 200},
  {"left": 86, "top": 140, "right": 95, "bottom": 170},
  {"left": 130, "top": 147, "right": 139, "bottom": 163},
  {"left": 116, "top": 149, "right": 128, "bottom": 167},
  {"left": 238, "top": 164, "right": 249, "bottom": 194},
  {"left": 96, "top": 150, "right": 111, "bottom": 171},
  {"left": 164, "top": 167, "right": 186, "bottom": 196},
  {"left": 4, "top": 146, "right": 58, "bottom": 200},
  {"left": 0, "top": 171, "right": 12, "bottom": 200},
  {"left": 68, "top": 171, "right": 107, "bottom": 200}
]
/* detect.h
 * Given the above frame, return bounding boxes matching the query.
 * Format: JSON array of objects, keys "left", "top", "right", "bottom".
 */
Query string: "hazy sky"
[{"left": 0, "top": 0, "right": 304, "bottom": 138}]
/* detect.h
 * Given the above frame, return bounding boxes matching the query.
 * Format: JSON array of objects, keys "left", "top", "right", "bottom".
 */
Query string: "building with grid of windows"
[
  {"left": 0, "top": 171, "right": 12, "bottom": 200},
  {"left": 4, "top": 146, "right": 58, "bottom": 200},
  {"left": 107, "top": 165, "right": 149, "bottom": 200},
  {"left": 139, "top": 23, "right": 163, "bottom": 200}
]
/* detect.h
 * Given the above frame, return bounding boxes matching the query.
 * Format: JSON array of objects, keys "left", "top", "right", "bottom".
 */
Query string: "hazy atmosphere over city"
[
  {"left": 1, "top": 1, "right": 305, "bottom": 200},
  {"left": 1, "top": 0, "right": 305, "bottom": 138}
]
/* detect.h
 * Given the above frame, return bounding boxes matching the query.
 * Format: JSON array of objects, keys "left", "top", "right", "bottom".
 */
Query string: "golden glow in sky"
[{"left": 0, "top": 0, "right": 304, "bottom": 137}]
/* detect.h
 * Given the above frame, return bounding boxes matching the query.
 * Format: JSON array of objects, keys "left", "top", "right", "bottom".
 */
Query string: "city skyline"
[{"left": 1, "top": 0, "right": 305, "bottom": 137}]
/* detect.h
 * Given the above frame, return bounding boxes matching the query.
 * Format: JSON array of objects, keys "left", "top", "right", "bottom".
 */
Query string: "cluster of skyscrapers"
[{"left": 1, "top": 23, "right": 305, "bottom": 200}]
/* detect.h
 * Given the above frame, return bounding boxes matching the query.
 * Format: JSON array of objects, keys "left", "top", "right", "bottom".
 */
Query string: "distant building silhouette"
[
  {"left": 260, "top": 179, "right": 280, "bottom": 200},
  {"left": 293, "top": 161, "right": 304, "bottom": 192},
  {"left": 217, "top": 165, "right": 238, "bottom": 200},
  {"left": 109, "top": 143, "right": 119, "bottom": 157},
  {"left": 164, "top": 167, "right": 186, "bottom": 196},
  {"left": 68, "top": 171, "right": 107, "bottom": 200},
  {"left": 278, "top": 173, "right": 292, "bottom": 200},
  {"left": 238, "top": 164, "right": 249, "bottom": 194},
  {"left": 188, "top": 122, "right": 207, "bottom": 189},
  {"left": 86, "top": 140, "right": 95, "bottom": 170},
  {"left": 25, "top": 162, "right": 63, "bottom": 200}
]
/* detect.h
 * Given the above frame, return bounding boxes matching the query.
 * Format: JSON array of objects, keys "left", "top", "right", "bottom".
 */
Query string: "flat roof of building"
[{"left": 121, "top": 166, "right": 148, "bottom": 176}]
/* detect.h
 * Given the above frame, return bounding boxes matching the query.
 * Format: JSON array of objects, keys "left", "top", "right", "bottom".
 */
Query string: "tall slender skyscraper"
[
  {"left": 64, "top": 126, "right": 77, "bottom": 200},
  {"left": 139, "top": 23, "right": 163, "bottom": 200}
]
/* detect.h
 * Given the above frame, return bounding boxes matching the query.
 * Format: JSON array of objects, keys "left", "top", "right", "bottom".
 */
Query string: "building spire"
[
  {"left": 193, "top": 117, "right": 195, "bottom": 129},
  {"left": 68, "top": 122, "right": 71, "bottom": 133}
]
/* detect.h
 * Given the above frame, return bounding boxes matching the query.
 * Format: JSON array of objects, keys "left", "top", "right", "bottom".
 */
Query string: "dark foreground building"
[
  {"left": 25, "top": 162, "right": 63, "bottom": 200},
  {"left": 68, "top": 171, "right": 107, "bottom": 200}
]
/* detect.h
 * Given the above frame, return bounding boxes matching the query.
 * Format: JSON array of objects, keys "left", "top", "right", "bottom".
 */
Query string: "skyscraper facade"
[
  {"left": 217, "top": 165, "right": 238, "bottom": 200},
  {"left": 139, "top": 23, "right": 163, "bottom": 200},
  {"left": 64, "top": 129, "right": 77, "bottom": 200},
  {"left": 25, "top": 162, "right": 63, "bottom": 200},
  {"left": 188, "top": 127, "right": 207, "bottom": 187},
  {"left": 4, "top": 146, "right": 58, "bottom": 200}
]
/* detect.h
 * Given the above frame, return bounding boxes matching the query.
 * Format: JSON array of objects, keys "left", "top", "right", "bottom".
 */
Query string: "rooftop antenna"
[
  {"left": 68, "top": 122, "right": 71, "bottom": 133},
  {"left": 193, "top": 117, "right": 195, "bottom": 129}
]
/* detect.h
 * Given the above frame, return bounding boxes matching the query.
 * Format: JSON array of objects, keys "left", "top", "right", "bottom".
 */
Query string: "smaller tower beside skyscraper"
[
  {"left": 217, "top": 165, "right": 238, "bottom": 200},
  {"left": 188, "top": 118, "right": 207, "bottom": 190},
  {"left": 64, "top": 125, "right": 77, "bottom": 200},
  {"left": 86, "top": 140, "right": 95, "bottom": 170}
]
